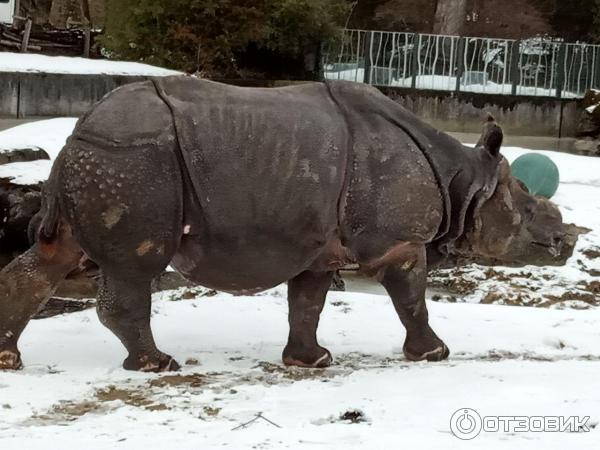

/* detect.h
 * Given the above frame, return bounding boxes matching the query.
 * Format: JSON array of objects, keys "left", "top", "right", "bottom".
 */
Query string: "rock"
[
  {"left": 151, "top": 271, "right": 195, "bottom": 292},
  {"left": 576, "top": 110, "right": 600, "bottom": 137},
  {"left": 0, "top": 181, "right": 42, "bottom": 265},
  {"left": 0, "top": 147, "right": 50, "bottom": 165},
  {"left": 34, "top": 298, "right": 96, "bottom": 319},
  {"left": 330, "top": 271, "right": 346, "bottom": 291},
  {"left": 581, "top": 89, "right": 600, "bottom": 109},
  {"left": 55, "top": 275, "right": 98, "bottom": 299},
  {"left": 573, "top": 138, "right": 600, "bottom": 156},
  {"left": 576, "top": 90, "right": 600, "bottom": 138}
]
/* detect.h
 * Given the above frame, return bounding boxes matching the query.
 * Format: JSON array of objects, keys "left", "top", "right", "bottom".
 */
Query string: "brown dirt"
[
  {"left": 255, "top": 361, "right": 338, "bottom": 381},
  {"left": 427, "top": 271, "right": 478, "bottom": 295},
  {"left": 582, "top": 247, "right": 600, "bottom": 259},
  {"left": 149, "top": 373, "right": 208, "bottom": 388},
  {"left": 203, "top": 406, "right": 221, "bottom": 417},
  {"left": 95, "top": 385, "right": 155, "bottom": 408},
  {"left": 30, "top": 374, "right": 215, "bottom": 424}
]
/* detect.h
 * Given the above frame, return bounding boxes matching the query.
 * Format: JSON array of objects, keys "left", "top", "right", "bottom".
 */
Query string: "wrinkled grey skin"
[{"left": 0, "top": 78, "right": 567, "bottom": 372}]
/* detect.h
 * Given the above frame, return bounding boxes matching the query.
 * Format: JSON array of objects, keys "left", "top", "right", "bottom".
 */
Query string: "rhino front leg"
[
  {"left": 97, "top": 273, "right": 180, "bottom": 372},
  {"left": 379, "top": 244, "right": 449, "bottom": 362},
  {"left": 283, "top": 270, "right": 333, "bottom": 368},
  {"left": 0, "top": 223, "right": 81, "bottom": 370}
]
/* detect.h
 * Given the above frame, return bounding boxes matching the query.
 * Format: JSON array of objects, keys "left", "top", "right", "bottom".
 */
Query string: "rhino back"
[{"left": 154, "top": 77, "right": 348, "bottom": 251}]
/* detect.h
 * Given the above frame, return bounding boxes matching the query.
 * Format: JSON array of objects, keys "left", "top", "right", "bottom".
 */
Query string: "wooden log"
[
  {"left": 20, "top": 18, "right": 32, "bottom": 53},
  {"left": 83, "top": 27, "right": 90, "bottom": 58},
  {"left": 0, "top": 39, "right": 41, "bottom": 51},
  {"left": 13, "top": 0, "right": 21, "bottom": 26}
]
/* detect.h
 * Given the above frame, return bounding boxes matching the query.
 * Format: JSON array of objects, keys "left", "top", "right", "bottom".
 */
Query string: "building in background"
[{"left": 0, "top": 0, "right": 17, "bottom": 24}]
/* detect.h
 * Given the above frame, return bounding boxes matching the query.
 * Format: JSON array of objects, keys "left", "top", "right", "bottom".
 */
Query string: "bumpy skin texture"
[{"left": 0, "top": 77, "right": 567, "bottom": 371}]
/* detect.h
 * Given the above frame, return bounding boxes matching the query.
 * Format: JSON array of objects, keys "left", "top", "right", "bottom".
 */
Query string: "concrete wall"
[
  {"left": 378, "top": 87, "right": 580, "bottom": 138},
  {"left": 0, "top": 72, "right": 147, "bottom": 118},
  {"left": 0, "top": 72, "right": 582, "bottom": 138}
]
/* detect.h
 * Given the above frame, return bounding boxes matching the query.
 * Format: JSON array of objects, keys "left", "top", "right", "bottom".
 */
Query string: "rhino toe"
[
  {"left": 403, "top": 343, "right": 450, "bottom": 362},
  {"left": 123, "top": 353, "right": 181, "bottom": 372},
  {"left": 282, "top": 346, "right": 333, "bottom": 368}
]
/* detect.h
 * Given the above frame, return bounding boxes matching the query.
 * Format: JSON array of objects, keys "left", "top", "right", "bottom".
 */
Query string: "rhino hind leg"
[
  {"left": 365, "top": 242, "right": 449, "bottom": 362},
  {"left": 282, "top": 270, "right": 333, "bottom": 368},
  {"left": 97, "top": 273, "right": 179, "bottom": 372},
  {"left": 0, "top": 221, "right": 81, "bottom": 370}
]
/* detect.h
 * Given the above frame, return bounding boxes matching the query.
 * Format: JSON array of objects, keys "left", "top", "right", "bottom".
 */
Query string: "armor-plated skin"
[{"left": 0, "top": 78, "right": 566, "bottom": 371}]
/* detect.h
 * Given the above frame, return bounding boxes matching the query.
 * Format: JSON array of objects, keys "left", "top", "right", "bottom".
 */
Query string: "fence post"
[
  {"left": 454, "top": 36, "right": 466, "bottom": 93},
  {"left": 363, "top": 31, "right": 373, "bottom": 84},
  {"left": 410, "top": 33, "right": 420, "bottom": 89},
  {"left": 555, "top": 43, "right": 566, "bottom": 99},
  {"left": 509, "top": 40, "right": 520, "bottom": 96}
]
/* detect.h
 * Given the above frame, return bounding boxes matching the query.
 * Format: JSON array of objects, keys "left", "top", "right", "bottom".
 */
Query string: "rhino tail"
[
  {"left": 37, "top": 192, "right": 62, "bottom": 246},
  {"left": 36, "top": 156, "right": 66, "bottom": 247}
]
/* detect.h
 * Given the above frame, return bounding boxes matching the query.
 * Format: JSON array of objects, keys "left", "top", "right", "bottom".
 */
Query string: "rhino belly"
[
  {"left": 163, "top": 79, "right": 348, "bottom": 291},
  {"left": 171, "top": 227, "right": 329, "bottom": 293}
]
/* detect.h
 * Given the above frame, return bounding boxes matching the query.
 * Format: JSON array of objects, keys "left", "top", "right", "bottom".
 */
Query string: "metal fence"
[{"left": 323, "top": 29, "right": 600, "bottom": 98}]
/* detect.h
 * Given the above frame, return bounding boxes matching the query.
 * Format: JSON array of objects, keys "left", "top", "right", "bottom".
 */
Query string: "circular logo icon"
[{"left": 450, "top": 408, "right": 482, "bottom": 440}]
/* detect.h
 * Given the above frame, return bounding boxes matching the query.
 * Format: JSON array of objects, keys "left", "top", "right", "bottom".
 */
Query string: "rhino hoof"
[
  {"left": 403, "top": 343, "right": 450, "bottom": 362},
  {"left": 0, "top": 350, "right": 23, "bottom": 370},
  {"left": 282, "top": 347, "right": 333, "bottom": 368},
  {"left": 123, "top": 353, "right": 181, "bottom": 372}
]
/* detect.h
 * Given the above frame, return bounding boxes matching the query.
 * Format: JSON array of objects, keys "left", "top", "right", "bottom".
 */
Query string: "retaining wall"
[{"left": 0, "top": 72, "right": 582, "bottom": 138}]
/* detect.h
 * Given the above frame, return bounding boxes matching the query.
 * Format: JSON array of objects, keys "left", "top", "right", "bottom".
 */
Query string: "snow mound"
[{"left": 0, "top": 52, "right": 180, "bottom": 76}]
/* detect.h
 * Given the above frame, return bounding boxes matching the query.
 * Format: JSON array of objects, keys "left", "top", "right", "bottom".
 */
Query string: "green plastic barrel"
[{"left": 510, "top": 153, "right": 560, "bottom": 199}]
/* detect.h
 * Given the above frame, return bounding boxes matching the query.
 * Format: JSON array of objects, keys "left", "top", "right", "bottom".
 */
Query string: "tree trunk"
[{"left": 433, "top": 0, "right": 468, "bottom": 36}]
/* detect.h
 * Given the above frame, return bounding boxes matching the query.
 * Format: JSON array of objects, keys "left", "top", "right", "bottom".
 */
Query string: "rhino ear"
[{"left": 477, "top": 113, "right": 503, "bottom": 157}]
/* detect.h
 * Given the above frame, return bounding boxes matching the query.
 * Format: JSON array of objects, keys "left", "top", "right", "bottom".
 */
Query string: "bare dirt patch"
[{"left": 149, "top": 373, "right": 208, "bottom": 388}]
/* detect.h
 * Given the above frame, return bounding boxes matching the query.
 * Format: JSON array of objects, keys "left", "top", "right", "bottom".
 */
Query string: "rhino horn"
[{"left": 477, "top": 113, "right": 503, "bottom": 157}]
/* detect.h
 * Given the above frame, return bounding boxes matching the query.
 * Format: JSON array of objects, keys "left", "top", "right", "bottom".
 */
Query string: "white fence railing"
[{"left": 323, "top": 29, "right": 600, "bottom": 98}]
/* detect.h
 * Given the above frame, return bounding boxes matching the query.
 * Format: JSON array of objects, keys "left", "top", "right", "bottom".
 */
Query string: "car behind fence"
[{"left": 323, "top": 29, "right": 600, "bottom": 99}]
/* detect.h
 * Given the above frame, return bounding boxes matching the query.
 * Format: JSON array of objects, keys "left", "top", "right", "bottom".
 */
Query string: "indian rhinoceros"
[{"left": 0, "top": 77, "right": 567, "bottom": 372}]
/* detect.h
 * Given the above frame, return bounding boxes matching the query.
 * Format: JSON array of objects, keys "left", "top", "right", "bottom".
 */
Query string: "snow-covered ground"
[
  {"left": 1, "top": 118, "right": 599, "bottom": 449},
  {"left": 0, "top": 118, "right": 77, "bottom": 184},
  {"left": 0, "top": 52, "right": 180, "bottom": 76},
  {"left": 324, "top": 68, "right": 580, "bottom": 98},
  {"left": 1, "top": 287, "right": 599, "bottom": 449}
]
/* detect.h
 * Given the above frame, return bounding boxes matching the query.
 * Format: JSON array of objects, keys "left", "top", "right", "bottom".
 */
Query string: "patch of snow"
[
  {"left": 0, "top": 288, "right": 598, "bottom": 448},
  {"left": 0, "top": 118, "right": 77, "bottom": 184},
  {"left": 586, "top": 104, "right": 598, "bottom": 114},
  {"left": 0, "top": 52, "right": 180, "bottom": 76},
  {"left": 323, "top": 71, "right": 581, "bottom": 98}
]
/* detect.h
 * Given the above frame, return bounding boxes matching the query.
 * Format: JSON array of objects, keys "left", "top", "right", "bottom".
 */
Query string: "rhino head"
[{"left": 450, "top": 119, "right": 580, "bottom": 267}]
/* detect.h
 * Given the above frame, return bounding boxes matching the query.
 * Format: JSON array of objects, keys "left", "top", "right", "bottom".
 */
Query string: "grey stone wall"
[
  {"left": 378, "top": 87, "right": 580, "bottom": 138},
  {"left": 0, "top": 72, "right": 582, "bottom": 138},
  {"left": 0, "top": 72, "right": 146, "bottom": 118}
]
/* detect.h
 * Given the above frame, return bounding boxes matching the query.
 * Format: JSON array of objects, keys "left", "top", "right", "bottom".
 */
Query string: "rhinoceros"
[{"left": 0, "top": 77, "right": 567, "bottom": 372}]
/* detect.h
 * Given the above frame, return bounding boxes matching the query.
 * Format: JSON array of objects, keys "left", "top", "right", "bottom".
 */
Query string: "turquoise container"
[{"left": 510, "top": 153, "right": 560, "bottom": 199}]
